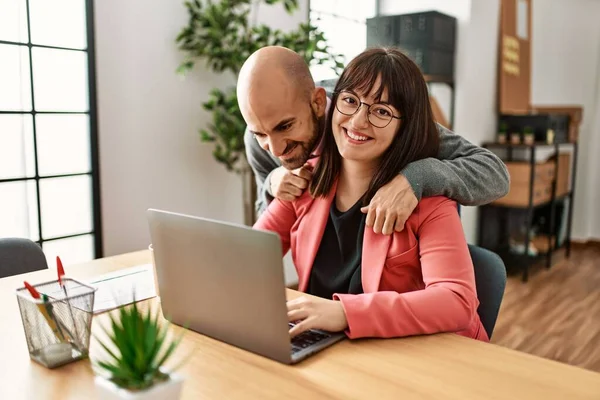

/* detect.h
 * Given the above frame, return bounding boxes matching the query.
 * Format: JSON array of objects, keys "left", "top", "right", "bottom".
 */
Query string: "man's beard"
[{"left": 280, "top": 110, "right": 325, "bottom": 170}]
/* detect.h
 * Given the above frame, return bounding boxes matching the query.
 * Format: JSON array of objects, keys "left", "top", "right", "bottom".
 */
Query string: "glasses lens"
[
  {"left": 336, "top": 92, "right": 360, "bottom": 116},
  {"left": 368, "top": 104, "right": 393, "bottom": 128}
]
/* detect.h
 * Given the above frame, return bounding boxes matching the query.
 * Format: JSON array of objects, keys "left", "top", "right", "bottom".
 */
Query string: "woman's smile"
[{"left": 342, "top": 127, "right": 373, "bottom": 144}]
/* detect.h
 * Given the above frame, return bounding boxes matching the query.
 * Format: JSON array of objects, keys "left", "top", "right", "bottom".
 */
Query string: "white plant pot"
[{"left": 94, "top": 374, "right": 184, "bottom": 400}]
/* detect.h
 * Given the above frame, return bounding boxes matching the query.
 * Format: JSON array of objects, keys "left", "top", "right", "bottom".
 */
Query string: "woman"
[{"left": 254, "top": 47, "right": 488, "bottom": 342}]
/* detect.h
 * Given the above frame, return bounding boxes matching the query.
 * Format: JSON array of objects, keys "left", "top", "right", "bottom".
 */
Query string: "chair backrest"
[
  {"left": 468, "top": 244, "right": 506, "bottom": 339},
  {"left": 0, "top": 238, "right": 48, "bottom": 279}
]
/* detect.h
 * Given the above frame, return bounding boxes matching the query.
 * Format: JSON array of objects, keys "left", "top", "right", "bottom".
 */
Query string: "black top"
[{"left": 307, "top": 198, "right": 365, "bottom": 299}]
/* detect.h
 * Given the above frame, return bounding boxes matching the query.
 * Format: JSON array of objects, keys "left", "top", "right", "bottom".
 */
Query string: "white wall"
[
  {"left": 590, "top": 69, "right": 600, "bottom": 239},
  {"left": 530, "top": 0, "right": 600, "bottom": 240},
  {"left": 94, "top": 0, "right": 308, "bottom": 258},
  {"left": 379, "top": 0, "right": 600, "bottom": 242},
  {"left": 379, "top": 0, "right": 501, "bottom": 244}
]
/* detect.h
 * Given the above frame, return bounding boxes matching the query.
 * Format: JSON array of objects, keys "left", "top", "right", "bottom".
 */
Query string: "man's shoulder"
[{"left": 436, "top": 123, "right": 456, "bottom": 137}]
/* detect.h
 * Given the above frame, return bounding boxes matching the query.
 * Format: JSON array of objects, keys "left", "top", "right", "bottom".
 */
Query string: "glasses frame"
[{"left": 334, "top": 91, "right": 404, "bottom": 128}]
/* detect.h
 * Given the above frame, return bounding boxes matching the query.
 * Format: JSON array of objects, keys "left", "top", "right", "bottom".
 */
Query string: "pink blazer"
[{"left": 254, "top": 181, "right": 488, "bottom": 342}]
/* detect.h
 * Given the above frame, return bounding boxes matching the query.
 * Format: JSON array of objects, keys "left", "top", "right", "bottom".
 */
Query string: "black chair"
[
  {"left": 0, "top": 238, "right": 48, "bottom": 279},
  {"left": 468, "top": 244, "right": 506, "bottom": 339}
]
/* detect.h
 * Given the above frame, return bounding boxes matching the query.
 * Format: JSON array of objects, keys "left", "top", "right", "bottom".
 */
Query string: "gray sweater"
[{"left": 244, "top": 123, "right": 510, "bottom": 216}]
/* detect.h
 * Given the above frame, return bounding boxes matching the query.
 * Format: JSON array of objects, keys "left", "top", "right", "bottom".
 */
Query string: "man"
[{"left": 238, "top": 46, "right": 509, "bottom": 234}]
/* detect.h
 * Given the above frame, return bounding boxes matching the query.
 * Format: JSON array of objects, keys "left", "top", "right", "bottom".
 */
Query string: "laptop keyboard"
[{"left": 289, "top": 323, "right": 332, "bottom": 354}]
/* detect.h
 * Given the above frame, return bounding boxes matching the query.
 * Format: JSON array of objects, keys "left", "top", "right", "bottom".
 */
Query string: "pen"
[
  {"left": 24, "top": 281, "right": 65, "bottom": 342},
  {"left": 56, "top": 256, "right": 82, "bottom": 350},
  {"left": 42, "top": 293, "right": 73, "bottom": 342}
]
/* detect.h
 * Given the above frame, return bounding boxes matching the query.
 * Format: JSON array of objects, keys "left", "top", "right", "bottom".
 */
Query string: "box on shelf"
[
  {"left": 366, "top": 11, "right": 457, "bottom": 81},
  {"left": 396, "top": 11, "right": 456, "bottom": 51},
  {"left": 494, "top": 180, "right": 553, "bottom": 207},
  {"left": 493, "top": 152, "right": 572, "bottom": 207},
  {"left": 555, "top": 152, "right": 571, "bottom": 196},
  {"left": 366, "top": 15, "right": 398, "bottom": 47},
  {"left": 530, "top": 105, "right": 583, "bottom": 143},
  {"left": 400, "top": 45, "right": 454, "bottom": 79},
  {"left": 493, "top": 161, "right": 554, "bottom": 207}
]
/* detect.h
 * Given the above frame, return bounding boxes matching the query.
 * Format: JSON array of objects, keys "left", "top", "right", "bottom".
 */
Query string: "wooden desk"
[{"left": 1, "top": 250, "right": 599, "bottom": 399}]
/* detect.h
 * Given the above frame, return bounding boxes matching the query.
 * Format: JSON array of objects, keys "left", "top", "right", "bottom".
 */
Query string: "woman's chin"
[{"left": 339, "top": 152, "right": 373, "bottom": 163}]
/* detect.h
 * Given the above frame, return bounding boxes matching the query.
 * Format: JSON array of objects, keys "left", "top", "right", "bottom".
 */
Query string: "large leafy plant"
[
  {"left": 176, "top": 0, "right": 345, "bottom": 173},
  {"left": 94, "top": 301, "right": 184, "bottom": 391}
]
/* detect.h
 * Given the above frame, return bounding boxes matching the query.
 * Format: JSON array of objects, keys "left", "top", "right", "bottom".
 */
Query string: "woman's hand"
[{"left": 287, "top": 296, "right": 348, "bottom": 337}]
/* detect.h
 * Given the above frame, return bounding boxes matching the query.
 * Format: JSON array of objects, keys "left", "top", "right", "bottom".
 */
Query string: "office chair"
[
  {"left": 0, "top": 238, "right": 48, "bottom": 279},
  {"left": 456, "top": 204, "right": 506, "bottom": 338},
  {"left": 468, "top": 244, "right": 506, "bottom": 339}
]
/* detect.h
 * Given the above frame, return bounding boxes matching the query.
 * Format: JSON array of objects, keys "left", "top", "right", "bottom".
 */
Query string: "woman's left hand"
[{"left": 287, "top": 296, "right": 348, "bottom": 337}]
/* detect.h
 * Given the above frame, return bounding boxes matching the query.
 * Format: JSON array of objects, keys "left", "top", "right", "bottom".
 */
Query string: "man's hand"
[
  {"left": 287, "top": 296, "right": 348, "bottom": 337},
  {"left": 360, "top": 174, "right": 418, "bottom": 235},
  {"left": 269, "top": 164, "right": 313, "bottom": 202}
]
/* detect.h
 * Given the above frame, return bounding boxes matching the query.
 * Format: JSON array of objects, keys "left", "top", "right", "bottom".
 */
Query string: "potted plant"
[
  {"left": 93, "top": 301, "right": 186, "bottom": 399},
  {"left": 523, "top": 125, "right": 535, "bottom": 145},
  {"left": 510, "top": 129, "right": 522, "bottom": 145},
  {"left": 175, "top": 0, "right": 344, "bottom": 225},
  {"left": 497, "top": 122, "right": 508, "bottom": 143}
]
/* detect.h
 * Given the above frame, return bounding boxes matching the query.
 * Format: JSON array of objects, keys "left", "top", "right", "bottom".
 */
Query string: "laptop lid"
[{"left": 146, "top": 208, "right": 293, "bottom": 364}]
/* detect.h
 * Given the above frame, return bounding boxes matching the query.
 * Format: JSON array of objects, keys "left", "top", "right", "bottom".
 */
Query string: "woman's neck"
[{"left": 336, "top": 159, "right": 378, "bottom": 212}]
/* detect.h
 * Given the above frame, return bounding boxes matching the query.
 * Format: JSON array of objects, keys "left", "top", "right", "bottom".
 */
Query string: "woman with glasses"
[{"left": 254, "top": 47, "right": 488, "bottom": 342}]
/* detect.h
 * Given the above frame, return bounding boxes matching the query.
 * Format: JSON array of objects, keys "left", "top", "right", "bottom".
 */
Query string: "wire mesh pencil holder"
[{"left": 16, "top": 278, "right": 96, "bottom": 369}]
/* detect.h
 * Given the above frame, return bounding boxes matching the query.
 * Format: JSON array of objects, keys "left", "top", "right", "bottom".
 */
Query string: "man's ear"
[{"left": 311, "top": 87, "right": 327, "bottom": 117}]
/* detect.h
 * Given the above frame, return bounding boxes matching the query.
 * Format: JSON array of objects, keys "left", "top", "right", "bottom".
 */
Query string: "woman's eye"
[
  {"left": 343, "top": 96, "right": 357, "bottom": 105},
  {"left": 375, "top": 107, "right": 391, "bottom": 117}
]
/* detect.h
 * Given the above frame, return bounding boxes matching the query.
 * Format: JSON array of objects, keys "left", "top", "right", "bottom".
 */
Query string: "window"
[
  {"left": 0, "top": 0, "right": 102, "bottom": 267},
  {"left": 309, "top": 0, "right": 377, "bottom": 82}
]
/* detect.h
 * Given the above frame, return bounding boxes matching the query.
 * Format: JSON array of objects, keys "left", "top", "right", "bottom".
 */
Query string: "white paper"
[{"left": 88, "top": 264, "right": 157, "bottom": 314}]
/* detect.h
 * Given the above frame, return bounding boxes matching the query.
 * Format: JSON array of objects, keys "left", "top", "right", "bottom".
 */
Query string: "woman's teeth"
[{"left": 346, "top": 129, "right": 370, "bottom": 141}]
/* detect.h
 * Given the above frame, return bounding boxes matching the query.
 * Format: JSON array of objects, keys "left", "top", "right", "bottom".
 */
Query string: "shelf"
[
  {"left": 492, "top": 242, "right": 567, "bottom": 277},
  {"left": 423, "top": 75, "right": 454, "bottom": 84},
  {"left": 487, "top": 191, "right": 572, "bottom": 210},
  {"left": 483, "top": 141, "right": 575, "bottom": 148},
  {"left": 498, "top": 241, "right": 566, "bottom": 259}
]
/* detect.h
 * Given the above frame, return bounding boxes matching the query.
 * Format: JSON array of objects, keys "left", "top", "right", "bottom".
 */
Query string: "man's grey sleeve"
[
  {"left": 244, "top": 127, "right": 280, "bottom": 216},
  {"left": 401, "top": 124, "right": 510, "bottom": 206}
]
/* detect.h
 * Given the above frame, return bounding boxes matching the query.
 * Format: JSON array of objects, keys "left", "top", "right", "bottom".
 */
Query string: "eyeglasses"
[{"left": 335, "top": 91, "right": 403, "bottom": 128}]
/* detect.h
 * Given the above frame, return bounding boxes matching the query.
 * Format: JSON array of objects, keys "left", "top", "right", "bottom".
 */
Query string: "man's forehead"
[{"left": 245, "top": 93, "right": 300, "bottom": 131}]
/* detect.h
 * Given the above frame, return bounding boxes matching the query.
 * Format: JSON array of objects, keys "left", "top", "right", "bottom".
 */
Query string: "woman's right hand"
[{"left": 269, "top": 165, "right": 313, "bottom": 202}]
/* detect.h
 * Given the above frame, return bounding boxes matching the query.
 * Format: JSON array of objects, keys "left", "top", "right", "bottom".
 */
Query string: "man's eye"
[
  {"left": 276, "top": 124, "right": 292, "bottom": 132},
  {"left": 253, "top": 133, "right": 266, "bottom": 139}
]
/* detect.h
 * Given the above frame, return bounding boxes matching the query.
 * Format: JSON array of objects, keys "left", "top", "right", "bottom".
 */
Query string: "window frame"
[{"left": 0, "top": 0, "right": 103, "bottom": 258}]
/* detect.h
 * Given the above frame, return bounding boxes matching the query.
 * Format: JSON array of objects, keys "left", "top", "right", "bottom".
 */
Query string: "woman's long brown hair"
[{"left": 309, "top": 47, "right": 440, "bottom": 204}]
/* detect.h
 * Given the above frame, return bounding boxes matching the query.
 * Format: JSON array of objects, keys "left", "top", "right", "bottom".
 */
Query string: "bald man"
[{"left": 240, "top": 46, "right": 509, "bottom": 234}]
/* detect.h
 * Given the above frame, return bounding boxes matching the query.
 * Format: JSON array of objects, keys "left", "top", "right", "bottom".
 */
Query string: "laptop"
[{"left": 146, "top": 208, "right": 346, "bottom": 364}]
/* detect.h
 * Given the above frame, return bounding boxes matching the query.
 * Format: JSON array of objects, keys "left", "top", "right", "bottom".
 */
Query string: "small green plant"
[
  {"left": 498, "top": 122, "right": 508, "bottom": 133},
  {"left": 94, "top": 301, "right": 184, "bottom": 391}
]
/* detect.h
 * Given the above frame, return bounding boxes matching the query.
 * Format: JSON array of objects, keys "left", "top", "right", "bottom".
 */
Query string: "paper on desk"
[{"left": 88, "top": 264, "right": 157, "bottom": 314}]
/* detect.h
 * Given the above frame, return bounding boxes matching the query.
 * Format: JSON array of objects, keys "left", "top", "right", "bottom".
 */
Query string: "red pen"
[
  {"left": 55, "top": 256, "right": 80, "bottom": 347},
  {"left": 57, "top": 256, "right": 65, "bottom": 287},
  {"left": 24, "top": 281, "right": 41, "bottom": 299}
]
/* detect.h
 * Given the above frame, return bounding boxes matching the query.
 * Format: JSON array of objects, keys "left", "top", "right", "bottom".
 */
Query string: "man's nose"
[{"left": 267, "top": 137, "right": 288, "bottom": 157}]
